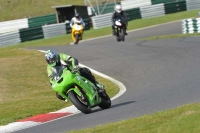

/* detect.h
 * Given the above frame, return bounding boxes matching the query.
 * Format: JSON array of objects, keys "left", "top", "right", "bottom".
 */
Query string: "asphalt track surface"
[{"left": 16, "top": 21, "right": 200, "bottom": 133}]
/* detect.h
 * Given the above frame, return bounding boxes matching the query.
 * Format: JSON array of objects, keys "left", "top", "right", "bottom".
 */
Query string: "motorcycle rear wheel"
[
  {"left": 68, "top": 91, "right": 91, "bottom": 114},
  {"left": 98, "top": 92, "right": 111, "bottom": 109}
]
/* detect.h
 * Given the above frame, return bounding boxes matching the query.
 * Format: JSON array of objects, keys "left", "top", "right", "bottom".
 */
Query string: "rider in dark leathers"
[{"left": 111, "top": 4, "right": 128, "bottom": 35}]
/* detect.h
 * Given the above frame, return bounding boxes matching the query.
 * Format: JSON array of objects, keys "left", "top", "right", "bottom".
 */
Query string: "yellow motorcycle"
[{"left": 71, "top": 22, "right": 84, "bottom": 44}]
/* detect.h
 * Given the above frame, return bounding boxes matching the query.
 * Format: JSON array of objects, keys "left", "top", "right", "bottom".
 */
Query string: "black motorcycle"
[{"left": 114, "top": 18, "right": 126, "bottom": 42}]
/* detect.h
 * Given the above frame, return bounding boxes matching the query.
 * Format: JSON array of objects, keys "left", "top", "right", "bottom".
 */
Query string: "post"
[
  {"left": 84, "top": 0, "right": 87, "bottom": 6},
  {"left": 96, "top": 0, "right": 100, "bottom": 15},
  {"left": 113, "top": 0, "right": 116, "bottom": 5}
]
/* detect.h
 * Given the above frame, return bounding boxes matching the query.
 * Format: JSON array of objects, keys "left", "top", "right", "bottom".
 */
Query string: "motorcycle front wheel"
[
  {"left": 119, "top": 29, "right": 125, "bottom": 41},
  {"left": 75, "top": 34, "right": 79, "bottom": 44},
  {"left": 68, "top": 91, "right": 91, "bottom": 114},
  {"left": 116, "top": 29, "right": 121, "bottom": 42},
  {"left": 98, "top": 92, "right": 111, "bottom": 109}
]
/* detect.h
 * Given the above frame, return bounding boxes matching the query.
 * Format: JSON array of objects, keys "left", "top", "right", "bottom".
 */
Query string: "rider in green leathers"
[{"left": 45, "top": 49, "right": 105, "bottom": 101}]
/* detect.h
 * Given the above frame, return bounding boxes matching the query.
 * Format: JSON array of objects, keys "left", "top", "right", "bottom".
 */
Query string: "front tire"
[
  {"left": 119, "top": 29, "right": 125, "bottom": 41},
  {"left": 75, "top": 34, "right": 79, "bottom": 44},
  {"left": 68, "top": 91, "right": 91, "bottom": 114},
  {"left": 116, "top": 37, "right": 121, "bottom": 42},
  {"left": 98, "top": 92, "right": 111, "bottom": 109},
  {"left": 116, "top": 30, "right": 121, "bottom": 42}
]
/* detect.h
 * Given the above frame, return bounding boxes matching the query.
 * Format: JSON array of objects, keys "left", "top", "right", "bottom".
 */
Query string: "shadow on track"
[{"left": 92, "top": 101, "right": 135, "bottom": 113}]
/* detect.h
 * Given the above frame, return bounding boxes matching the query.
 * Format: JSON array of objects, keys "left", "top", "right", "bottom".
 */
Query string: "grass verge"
[
  {"left": 68, "top": 102, "right": 200, "bottom": 133},
  {"left": 0, "top": 48, "right": 119, "bottom": 125}
]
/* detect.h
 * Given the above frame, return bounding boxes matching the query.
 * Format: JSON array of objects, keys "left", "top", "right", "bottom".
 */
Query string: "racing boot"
[
  {"left": 124, "top": 29, "right": 128, "bottom": 35},
  {"left": 96, "top": 83, "right": 105, "bottom": 93}
]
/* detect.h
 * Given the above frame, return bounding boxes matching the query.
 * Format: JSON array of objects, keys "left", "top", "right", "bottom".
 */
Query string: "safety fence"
[
  {"left": 0, "top": 18, "right": 28, "bottom": 34},
  {"left": 0, "top": 0, "right": 200, "bottom": 46},
  {"left": 28, "top": 14, "right": 57, "bottom": 28},
  {"left": 121, "top": 0, "right": 151, "bottom": 10},
  {"left": 0, "top": 31, "right": 21, "bottom": 47},
  {"left": 42, "top": 23, "right": 66, "bottom": 39},
  {"left": 88, "top": 0, "right": 189, "bottom": 15},
  {"left": 186, "top": 0, "right": 200, "bottom": 11},
  {"left": 0, "top": 14, "right": 57, "bottom": 34},
  {"left": 182, "top": 18, "right": 200, "bottom": 34},
  {"left": 91, "top": 0, "right": 200, "bottom": 29},
  {"left": 151, "top": 0, "right": 185, "bottom": 5},
  {"left": 140, "top": 3, "right": 165, "bottom": 18},
  {"left": 0, "top": 20, "right": 91, "bottom": 46},
  {"left": 19, "top": 27, "right": 44, "bottom": 42}
]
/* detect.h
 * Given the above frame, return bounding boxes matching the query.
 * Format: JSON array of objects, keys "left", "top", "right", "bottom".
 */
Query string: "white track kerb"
[{"left": 0, "top": 50, "right": 126, "bottom": 133}]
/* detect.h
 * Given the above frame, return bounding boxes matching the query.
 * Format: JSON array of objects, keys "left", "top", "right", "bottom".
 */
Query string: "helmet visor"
[
  {"left": 47, "top": 57, "right": 56, "bottom": 64},
  {"left": 116, "top": 8, "right": 121, "bottom": 13}
]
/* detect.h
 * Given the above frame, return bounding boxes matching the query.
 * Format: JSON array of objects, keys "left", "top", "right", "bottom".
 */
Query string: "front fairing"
[
  {"left": 51, "top": 66, "right": 101, "bottom": 106},
  {"left": 72, "top": 23, "right": 83, "bottom": 34},
  {"left": 72, "top": 75, "right": 101, "bottom": 106}
]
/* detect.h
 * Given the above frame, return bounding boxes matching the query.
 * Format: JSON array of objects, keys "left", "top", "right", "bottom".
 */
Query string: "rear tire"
[
  {"left": 68, "top": 91, "right": 91, "bottom": 114},
  {"left": 98, "top": 92, "right": 111, "bottom": 109}
]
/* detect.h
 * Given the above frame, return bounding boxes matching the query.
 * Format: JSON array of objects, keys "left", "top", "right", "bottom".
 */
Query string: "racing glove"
[{"left": 72, "top": 65, "right": 79, "bottom": 73}]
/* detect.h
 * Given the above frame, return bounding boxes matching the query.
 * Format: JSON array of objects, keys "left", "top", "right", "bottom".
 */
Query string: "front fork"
[{"left": 71, "top": 31, "right": 83, "bottom": 42}]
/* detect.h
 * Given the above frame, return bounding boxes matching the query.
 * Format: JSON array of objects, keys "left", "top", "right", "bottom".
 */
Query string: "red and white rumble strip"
[
  {"left": 0, "top": 106, "right": 80, "bottom": 133},
  {"left": 0, "top": 50, "right": 126, "bottom": 133}
]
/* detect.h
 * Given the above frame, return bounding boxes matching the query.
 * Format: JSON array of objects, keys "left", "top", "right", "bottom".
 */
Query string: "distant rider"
[
  {"left": 70, "top": 13, "right": 85, "bottom": 40},
  {"left": 45, "top": 49, "right": 105, "bottom": 101},
  {"left": 111, "top": 4, "right": 128, "bottom": 35}
]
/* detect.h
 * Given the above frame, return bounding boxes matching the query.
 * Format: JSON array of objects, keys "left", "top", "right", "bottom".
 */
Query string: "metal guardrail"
[
  {"left": 0, "top": 31, "right": 21, "bottom": 47},
  {"left": 19, "top": 27, "right": 44, "bottom": 42},
  {"left": 151, "top": 0, "right": 185, "bottom": 5},
  {"left": 164, "top": 1, "right": 187, "bottom": 14},
  {"left": 125, "top": 8, "right": 141, "bottom": 21},
  {"left": 186, "top": 0, "right": 200, "bottom": 11},
  {"left": 182, "top": 18, "right": 200, "bottom": 34},
  {"left": 140, "top": 3, "right": 165, "bottom": 18},
  {"left": 1, "top": 1, "right": 200, "bottom": 46},
  {"left": 42, "top": 23, "right": 66, "bottom": 39},
  {"left": 0, "top": 18, "right": 28, "bottom": 34},
  {"left": 121, "top": 0, "right": 151, "bottom": 10},
  {"left": 28, "top": 14, "right": 57, "bottom": 27},
  {"left": 91, "top": 13, "right": 113, "bottom": 29}
]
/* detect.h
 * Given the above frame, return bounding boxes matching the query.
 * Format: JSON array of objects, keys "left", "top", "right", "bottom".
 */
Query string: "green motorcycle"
[{"left": 50, "top": 66, "right": 111, "bottom": 114}]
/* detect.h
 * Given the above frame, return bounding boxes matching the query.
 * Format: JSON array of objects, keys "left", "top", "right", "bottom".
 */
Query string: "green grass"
[
  {"left": 0, "top": 0, "right": 85, "bottom": 21},
  {"left": 0, "top": 0, "right": 121, "bottom": 21},
  {"left": 68, "top": 103, "right": 200, "bottom": 133},
  {"left": 0, "top": 48, "right": 119, "bottom": 125}
]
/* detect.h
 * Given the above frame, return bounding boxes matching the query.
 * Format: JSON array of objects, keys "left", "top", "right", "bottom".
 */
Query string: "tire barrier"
[
  {"left": 0, "top": 31, "right": 21, "bottom": 47},
  {"left": 182, "top": 18, "right": 200, "bottom": 34},
  {"left": 0, "top": 0, "right": 200, "bottom": 46}
]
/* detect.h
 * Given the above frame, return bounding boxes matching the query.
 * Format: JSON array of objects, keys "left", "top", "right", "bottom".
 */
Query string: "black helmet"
[{"left": 75, "top": 13, "right": 80, "bottom": 19}]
